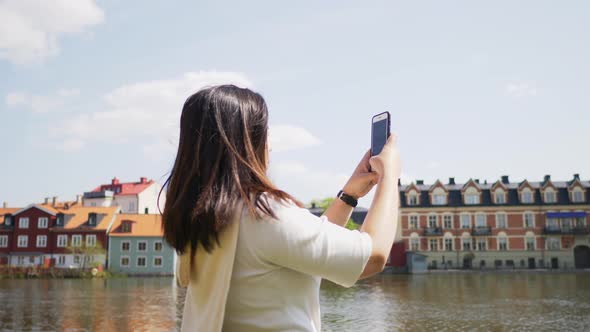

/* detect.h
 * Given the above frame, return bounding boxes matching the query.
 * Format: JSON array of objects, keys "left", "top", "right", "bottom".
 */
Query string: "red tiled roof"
[
  {"left": 91, "top": 178, "right": 155, "bottom": 196},
  {"left": 109, "top": 214, "right": 163, "bottom": 237}
]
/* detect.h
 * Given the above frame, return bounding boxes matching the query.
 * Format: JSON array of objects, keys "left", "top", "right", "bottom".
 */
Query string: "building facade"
[
  {"left": 108, "top": 214, "right": 174, "bottom": 275},
  {"left": 83, "top": 177, "right": 163, "bottom": 214},
  {"left": 400, "top": 174, "right": 590, "bottom": 270}
]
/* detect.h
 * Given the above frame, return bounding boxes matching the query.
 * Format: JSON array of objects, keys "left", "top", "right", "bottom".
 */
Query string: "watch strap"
[{"left": 337, "top": 190, "right": 358, "bottom": 208}]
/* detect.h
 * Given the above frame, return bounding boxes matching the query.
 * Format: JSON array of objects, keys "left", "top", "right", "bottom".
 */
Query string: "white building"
[{"left": 83, "top": 177, "right": 164, "bottom": 214}]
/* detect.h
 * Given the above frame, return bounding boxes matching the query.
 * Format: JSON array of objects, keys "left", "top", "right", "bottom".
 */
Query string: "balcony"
[
  {"left": 423, "top": 227, "right": 443, "bottom": 236},
  {"left": 573, "top": 226, "right": 590, "bottom": 235},
  {"left": 471, "top": 226, "right": 492, "bottom": 236},
  {"left": 543, "top": 227, "right": 564, "bottom": 235}
]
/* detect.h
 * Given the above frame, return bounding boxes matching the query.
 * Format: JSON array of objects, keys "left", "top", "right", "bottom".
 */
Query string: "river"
[{"left": 1, "top": 273, "right": 589, "bottom": 331}]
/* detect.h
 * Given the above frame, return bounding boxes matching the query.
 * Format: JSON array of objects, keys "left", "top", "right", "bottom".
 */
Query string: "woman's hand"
[
  {"left": 342, "top": 150, "right": 380, "bottom": 199},
  {"left": 369, "top": 133, "right": 401, "bottom": 181}
]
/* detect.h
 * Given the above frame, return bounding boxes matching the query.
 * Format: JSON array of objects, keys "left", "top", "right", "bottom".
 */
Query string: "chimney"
[
  {"left": 2, "top": 202, "right": 6, "bottom": 208},
  {"left": 416, "top": 180, "right": 424, "bottom": 185},
  {"left": 311, "top": 202, "right": 317, "bottom": 209},
  {"left": 76, "top": 194, "right": 82, "bottom": 204},
  {"left": 44, "top": 197, "right": 50, "bottom": 204},
  {"left": 140, "top": 177, "right": 148, "bottom": 184},
  {"left": 52, "top": 196, "right": 58, "bottom": 206},
  {"left": 448, "top": 177, "right": 455, "bottom": 185},
  {"left": 397, "top": 178, "right": 401, "bottom": 186},
  {"left": 544, "top": 175, "right": 551, "bottom": 182},
  {"left": 501, "top": 175, "right": 509, "bottom": 184},
  {"left": 112, "top": 177, "right": 120, "bottom": 185},
  {"left": 573, "top": 173, "right": 580, "bottom": 180},
  {"left": 475, "top": 179, "right": 480, "bottom": 184}
]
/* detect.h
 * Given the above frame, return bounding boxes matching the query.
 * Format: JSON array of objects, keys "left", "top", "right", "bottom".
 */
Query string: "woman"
[{"left": 161, "top": 85, "right": 400, "bottom": 332}]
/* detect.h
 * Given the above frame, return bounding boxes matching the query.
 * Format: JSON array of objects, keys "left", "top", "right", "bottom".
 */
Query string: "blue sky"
[{"left": 1, "top": 0, "right": 589, "bottom": 207}]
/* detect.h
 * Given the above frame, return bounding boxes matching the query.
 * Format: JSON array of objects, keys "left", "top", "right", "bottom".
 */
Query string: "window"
[
  {"left": 475, "top": 214, "right": 486, "bottom": 227},
  {"left": 38, "top": 217, "right": 48, "bottom": 228},
  {"left": 428, "top": 215, "right": 438, "bottom": 228},
  {"left": 91, "top": 202, "right": 97, "bottom": 207},
  {"left": 36, "top": 235, "right": 47, "bottom": 248},
  {"left": 444, "top": 238, "right": 453, "bottom": 251},
  {"left": 153, "top": 256, "right": 163, "bottom": 267},
  {"left": 137, "top": 256, "right": 147, "bottom": 267},
  {"left": 129, "top": 202, "right": 136, "bottom": 212},
  {"left": 521, "top": 190, "right": 534, "bottom": 203},
  {"left": 0, "top": 235, "right": 7, "bottom": 247},
  {"left": 572, "top": 190, "right": 584, "bottom": 203},
  {"left": 120, "top": 256, "right": 130, "bottom": 267},
  {"left": 29, "top": 256, "right": 34, "bottom": 264},
  {"left": 19, "top": 217, "right": 29, "bottom": 229},
  {"left": 544, "top": 191, "right": 556, "bottom": 203},
  {"left": 138, "top": 241, "right": 147, "bottom": 251},
  {"left": 121, "top": 222, "right": 131, "bottom": 233},
  {"left": 460, "top": 214, "right": 471, "bottom": 229},
  {"left": 526, "top": 237, "right": 535, "bottom": 250},
  {"left": 57, "top": 235, "right": 68, "bottom": 247},
  {"left": 524, "top": 213, "right": 535, "bottom": 228},
  {"left": 498, "top": 237, "right": 508, "bottom": 251},
  {"left": 407, "top": 192, "right": 419, "bottom": 206},
  {"left": 121, "top": 241, "right": 130, "bottom": 251},
  {"left": 86, "top": 235, "right": 96, "bottom": 247},
  {"left": 494, "top": 191, "right": 506, "bottom": 204},
  {"left": 433, "top": 194, "right": 447, "bottom": 205},
  {"left": 429, "top": 239, "right": 438, "bottom": 251},
  {"left": 409, "top": 215, "right": 419, "bottom": 229},
  {"left": 410, "top": 237, "right": 420, "bottom": 251},
  {"left": 465, "top": 194, "right": 480, "bottom": 205},
  {"left": 546, "top": 238, "right": 560, "bottom": 250},
  {"left": 17, "top": 256, "right": 25, "bottom": 265},
  {"left": 562, "top": 218, "right": 572, "bottom": 232},
  {"left": 58, "top": 256, "right": 65, "bottom": 265},
  {"left": 546, "top": 217, "right": 559, "bottom": 229},
  {"left": 496, "top": 213, "right": 507, "bottom": 229},
  {"left": 462, "top": 238, "right": 471, "bottom": 251},
  {"left": 17, "top": 235, "right": 28, "bottom": 248},
  {"left": 443, "top": 215, "right": 453, "bottom": 229},
  {"left": 71, "top": 235, "right": 82, "bottom": 247},
  {"left": 73, "top": 255, "right": 80, "bottom": 264},
  {"left": 154, "top": 241, "right": 163, "bottom": 252},
  {"left": 477, "top": 238, "right": 487, "bottom": 251},
  {"left": 575, "top": 217, "right": 587, "bottom": 228}
]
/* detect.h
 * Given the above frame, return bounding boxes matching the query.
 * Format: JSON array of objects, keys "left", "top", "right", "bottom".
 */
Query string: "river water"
[{"left": 0, "top": 273, "right": 589, "bottom": 331}]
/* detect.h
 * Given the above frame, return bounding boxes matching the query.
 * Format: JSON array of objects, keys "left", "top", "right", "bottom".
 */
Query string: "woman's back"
[{"left": 223, "top": 196, "right": 372, "bottom": 332}]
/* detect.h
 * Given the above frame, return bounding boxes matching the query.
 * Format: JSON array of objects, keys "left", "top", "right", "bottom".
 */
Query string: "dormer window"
[
  {"left": 4, "top": 214, "right": 12, "bottom": 226},
  {"left": 571, "top": 187, "right": 585, "bottom": 203},
  {"left": 543, "top": 189, "right": 556, "bottom": 203},
  {"left": 431, "top": 187, "right": 447, "bottom": 205},
  {"left": 88, "top": 213, "right": 97, "bottom": 226},
  {"left": 121, "top": 221, "right": 132, "bottom": 233},
  {"left": 521, "top": 188, "right": 534, "bottom": 204},
  {"left": 464, "top": 187, "right": 480, "bottom": 205},
  {"left": 494, "top": 189, "right": 506, "bottom": 204},
  {"left": 55, "top": 213, "right": 64, "bottom": 227},
  {"left": 406, "top": 190, "right": 419, "bottom": 206}
]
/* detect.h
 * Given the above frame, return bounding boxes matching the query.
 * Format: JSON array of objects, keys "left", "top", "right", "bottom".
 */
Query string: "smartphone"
[{"left": 371, "top": 111, "right": 391, "bottom": 156}]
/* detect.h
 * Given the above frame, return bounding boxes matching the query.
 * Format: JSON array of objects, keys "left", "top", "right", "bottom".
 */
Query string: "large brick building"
[{"left": 399, "top": 174, "right": 590, "bottom": 270}]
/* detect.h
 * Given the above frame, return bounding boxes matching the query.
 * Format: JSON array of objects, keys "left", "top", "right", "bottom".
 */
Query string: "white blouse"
[{"left": 222, "top": 197, "right": 373, "bottom": 332}]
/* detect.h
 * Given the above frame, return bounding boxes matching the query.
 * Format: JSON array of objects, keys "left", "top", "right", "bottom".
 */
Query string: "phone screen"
[{"left": 371, "top": 113, "right": 390, "bottom": 156}]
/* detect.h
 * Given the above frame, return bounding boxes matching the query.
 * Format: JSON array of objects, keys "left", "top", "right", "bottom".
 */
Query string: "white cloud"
[
  {"left": 506, "top": 82, "right": 537, "bottom": 97},
  {"left": 47, "top": 71, "right": 255, "bottom": 154},
  {"left": 268, "top": 125, "right": 321, "bottom": 152},
  {"left": 0, "top": 0, "right": 104, "bottom": 64},
  {"left": 5, "top": 88, "right": 79, "bottom": 113}
]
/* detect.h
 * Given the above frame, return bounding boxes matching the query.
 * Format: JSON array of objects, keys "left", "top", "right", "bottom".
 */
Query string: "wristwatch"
[{"left": 337, "top": 190, "right": 358, "bottom": 208}]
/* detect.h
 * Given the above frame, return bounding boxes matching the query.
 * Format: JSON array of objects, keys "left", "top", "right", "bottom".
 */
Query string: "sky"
[{"left": 1, "top": 0, "right": 589, "bottom": 208}]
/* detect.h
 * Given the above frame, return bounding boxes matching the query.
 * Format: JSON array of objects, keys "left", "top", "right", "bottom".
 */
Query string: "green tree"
[
  {"left": 66, "top": 239, "right": 106, "bottom": 270},
  {"left": 309, "top": 198, "right": 360, "bottom": 230}
]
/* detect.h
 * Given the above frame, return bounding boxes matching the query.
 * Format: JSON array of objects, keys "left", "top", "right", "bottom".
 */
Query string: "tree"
[
  {"left": 309, "top": 198, "right": 360, "bottom": 230},
  {"left": 66, "top": 239, "right": 106, "bottom": 270}
]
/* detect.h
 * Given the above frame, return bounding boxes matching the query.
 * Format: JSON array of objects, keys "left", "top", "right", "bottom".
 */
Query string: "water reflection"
[{"left": 0, "top": 274, "right": 589, "bottom": 331}]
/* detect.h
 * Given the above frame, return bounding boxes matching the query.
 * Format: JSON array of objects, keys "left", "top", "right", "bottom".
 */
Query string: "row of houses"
[{"left": 0, "top": 177, "right": 175, "bottom": 275}]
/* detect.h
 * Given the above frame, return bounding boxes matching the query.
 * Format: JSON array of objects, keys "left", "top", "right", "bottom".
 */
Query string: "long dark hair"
[{"left": 159, "top": 85, "right": 301, "bottom": 260}]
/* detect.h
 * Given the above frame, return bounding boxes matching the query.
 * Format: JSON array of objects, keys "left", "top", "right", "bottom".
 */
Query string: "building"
[
  {"left": 107, "top": 214, "right": 174, "bottom": 275},
  {"left": 399, "top": 174, "right": 590, "bottom": 270},
  {"left": 0, "top": 200, "right": 120, "bottom": 268},
  {"left": 83, "top": 177, "right": 163, "bottom": 214},
  {"left": 49, "top": 205, "right": 120, "bottom": 268}
]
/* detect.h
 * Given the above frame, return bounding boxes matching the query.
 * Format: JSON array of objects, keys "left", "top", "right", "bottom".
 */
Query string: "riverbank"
[
  {"left": 0, "top": 266, "right": 122, "bottom": 279},
  {"left": 383, "top": 266, "right": 590, "bottom": 274}
]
